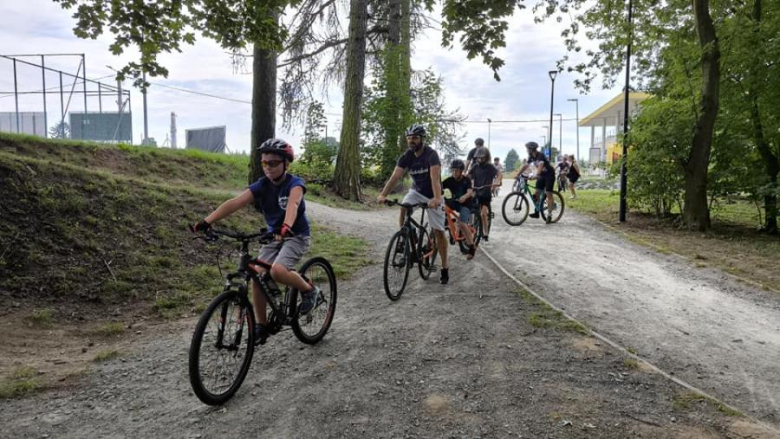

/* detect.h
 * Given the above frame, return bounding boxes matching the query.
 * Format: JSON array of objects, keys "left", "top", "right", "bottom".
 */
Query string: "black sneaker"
[
  {"left": 395, "top": 239, "right": 406, "bottom": 254},
  {"left": 440, "top": 268, "right": 449, "bottom": 285},
  {"left": 483, "top": 235, "right": 489, "bottom": 243},
  {"left": 529, "top": 212, "right": 540, "bottom": 219},
  {"left": 253, "top": 324, "right": 269, "bottom": 346},
  {"left": 299, "top": 286, "right": 320, "bottom": 314}
]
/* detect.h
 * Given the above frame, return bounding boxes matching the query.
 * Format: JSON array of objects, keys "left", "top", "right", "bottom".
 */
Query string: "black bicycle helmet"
[
  {"left": 525, "top": 141, "right": 539, "bottom": 150},
  {"left": 405, "top": 124, "right": 427, "bottom": 138},
  {"left": 475, "top": 137, "right": 485, "bottom": 146},
  {"left": 257, "top": 138, "right": 294, "bottom": 162},
  {"left": 450, "top": 159, "right": 465, "bottom": 170}
]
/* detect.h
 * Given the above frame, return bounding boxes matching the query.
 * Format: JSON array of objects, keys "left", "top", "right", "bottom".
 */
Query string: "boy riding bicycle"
[
  {"left": 468, "top": 147, "right": 498, "bottom": 242},
  {"left": 377, "top": 124, "right": 450, "bottom": 284},
  {"left": 514, "top": 141, "right": 556, "bottom": 221},
  {"left": 442, "top": 159, "right": 477, "bottom": 260},
  {"left": 191, "top": 138, "right": 320, "bottom": 341}
]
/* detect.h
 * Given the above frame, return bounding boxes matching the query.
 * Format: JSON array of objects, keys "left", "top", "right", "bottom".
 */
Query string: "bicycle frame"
[
  {"left": 392, "top": 202, "right": 436, "bottom": 261},
  {"left": 444, "top": 202, "right": 477, "bottom": 243}
]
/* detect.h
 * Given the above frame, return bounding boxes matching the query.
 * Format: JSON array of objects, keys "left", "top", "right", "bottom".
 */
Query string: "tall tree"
[
  {"left": 334, "top": 0, "right": 369, "bottom": 200},
  {"left": 250, "top": 40, "right": 279, "bottom": 183},
  {"left": 505, "top": 149, "right": 519, "bottom": 172}
]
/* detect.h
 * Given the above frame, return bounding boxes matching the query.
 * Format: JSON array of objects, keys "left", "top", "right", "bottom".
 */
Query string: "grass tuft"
[
  {"left": 24, "top": 309, "right": 54, "bottom": 328},
  {"left": 92, "top": 349, "right": 121, "bottom": 362},
  {"left": 0, "top": 367, "right": 42, "bottom": 399}
]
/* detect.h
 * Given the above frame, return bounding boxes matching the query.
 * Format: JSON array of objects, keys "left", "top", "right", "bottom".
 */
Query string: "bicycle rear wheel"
[
  {"left": 541, "top": 191, "right": 566, "bottom": 224},
  {"left": 291, "top": 257, "right": 337, "bottom": 345},
  {"left": 189, "top": 291, "right": 255, "bottom": 405},
  {"left": 502, "top": 191, "right": 530, "bottom": 226},
  {"left": 417, "top": 227, "right": 438, "bottom": 280},
  {"left": 383, "top": 230, "right": 410, "bottom": 301}
]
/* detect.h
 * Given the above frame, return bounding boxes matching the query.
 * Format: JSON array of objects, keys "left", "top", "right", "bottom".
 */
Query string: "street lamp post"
[
  {"left": 548, "top": 70, "right": 558, "bottom": 160},
  {"left": 567, "top": 98, "right": 580, "bottom": 161},
  {"left": 619, "top": 0, "right": 634, "bottom": 223},
  {"left": 542, "top": 134, "right": 547, "bottom": 148},
  {"left": 554, "top": 113, "right": 562, "bottom": 159},
  {"left": 542, "top": 125, "right": 549, "bottom": 155},
  {"left": 487, "top": 118, "right": 492, "bottom": 149}
]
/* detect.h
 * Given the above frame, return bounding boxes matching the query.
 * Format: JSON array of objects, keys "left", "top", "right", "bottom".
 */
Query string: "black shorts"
[
  {"left": 476, "top": 193, "right": 492, "bottom": 207},
  {"left": 568, "top": 174, "right": 580, "bottom": 184},
  {"left": 535, "top": 177, "right": 555, "bottom": 193}
]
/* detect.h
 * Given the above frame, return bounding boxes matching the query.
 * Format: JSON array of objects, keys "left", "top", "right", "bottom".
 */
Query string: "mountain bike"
[
  {"left": 382, "top": 200, "right": 438, "bottom": 301},
  {"left": 501, "top": 177, "right": 565, "bottom": 225},
  {"left": 443, "top": 199, "right": 481, "bottom": 254},
  {"left": 188, "top": 229, "right": 337, "bottom": 405},
  {"left": 472, "top": 184, "right": 496, "bottom": 240}
]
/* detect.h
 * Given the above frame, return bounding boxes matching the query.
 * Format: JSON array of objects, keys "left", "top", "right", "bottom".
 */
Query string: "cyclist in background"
[
  {"left": 468, "top": 147, "right": 498, "bottom": 242},
  {"left": 442, "top": 159, "right": 477, "bottom": 260},
  {"left": 191, "top": 139, "right": 320, "bottom": 341},
  {"left": 465, "top": 137, "right": 485, "bottom": 174},
  {"left": 514, "top": 142, "right": 555, "bottom": 220},
  {"left": 492, "top": 157, "right": 504, "bottom": 197},
  {"left": 377, "top": 124, "right": 450, "bottom": 284},
  {"left": 556, "top": 155, "right": 570, "bottom": 192}
]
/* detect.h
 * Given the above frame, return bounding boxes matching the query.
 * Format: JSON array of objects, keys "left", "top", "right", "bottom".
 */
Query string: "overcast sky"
[{"left": 0, "top": 1, "right": 621, "bottom": 162}]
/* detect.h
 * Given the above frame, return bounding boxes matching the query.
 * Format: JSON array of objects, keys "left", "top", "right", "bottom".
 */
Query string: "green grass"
[
  {"left": 672, "top": 391, "right": 743, "bottom": 417},
  {"left": 623, "top": 358, "right": 640, "bottom": 369},
  {"left": 519, "top": 291, "right": 588, "bottom": 334},
  {"left": 0, "top": 366, "right": 42, "bottom": 399},
  {"left": 92, "top": 349, "right": 121, "bottom": 362},
  {"left": 24, "top": 309, "right": 54, "bottom": 328},
  {"left": 96, "top": 322, "right": 125, "bottom": 336}
]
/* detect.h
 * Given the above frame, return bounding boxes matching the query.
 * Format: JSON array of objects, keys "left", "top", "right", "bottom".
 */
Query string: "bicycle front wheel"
[
  {"left": 189, "top": 291, "right": 255, "bottom": 405},
  {"left": 502, "top": 192, "right": 530, "bottom": 226},
  {"left": 383, "top": 230, "right": 410, "bottom": 301},
  {"left": 541, "top": 191, "right": 566, "bottom": 224},
  {"left": 417, "top": 227, "right": 438, "bottom": 280},
  {"left": 291, "top": 257, "right": 337, "bottom": 345}
]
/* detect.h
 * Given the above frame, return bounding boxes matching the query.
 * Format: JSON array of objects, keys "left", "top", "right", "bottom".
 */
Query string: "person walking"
[{"left": 567, "top": 154, "right": 581, "bottom": 200}]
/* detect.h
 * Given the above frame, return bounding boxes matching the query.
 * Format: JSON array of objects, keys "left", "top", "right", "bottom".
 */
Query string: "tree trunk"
[
  {"left": 684, "top": 0, "right": 720, "bottom": 231},
  {"left": 749, "top": 0, "right": 779, "bottom": 234},
  {"left": 397, "top": 0, "right": 412, "bottom": 151},
  {"left": 249, "top": 42, "right": 278, "bottom": 184},
  {"left": 334, "top": 0, "right": 368, "bottom": 201}
]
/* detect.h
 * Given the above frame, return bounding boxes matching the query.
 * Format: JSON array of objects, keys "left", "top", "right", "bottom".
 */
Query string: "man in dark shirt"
[
  {"left": 515, "top": 141, "right": 556, "bottom": 221},
  {"left": 465, "top": 137, "right": 485, "bottom": 174},
  {"left": 468, "top": 147, "right": 498, "bottom": 242},
  {"left": 442, "top": 159, "right": 476, "bottom": 259},
  {"left": 378, "top": 124, "right": 450, "bottom": 284}
]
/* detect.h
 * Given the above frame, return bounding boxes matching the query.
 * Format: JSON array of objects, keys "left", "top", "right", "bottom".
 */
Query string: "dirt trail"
[
  {"left": 487, "top": 183, "right": 780, "bottom": 426},
  {"left": 1, "top": 199, "right": 775, "bottom": 438}
]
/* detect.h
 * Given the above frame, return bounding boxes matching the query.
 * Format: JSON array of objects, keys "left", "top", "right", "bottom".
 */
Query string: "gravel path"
[
  {"left": 487, "top": 183, "right": 780, "bottom": 427},
  {"left": 0, "top": 199, "right": 775, "bottom": 438}
]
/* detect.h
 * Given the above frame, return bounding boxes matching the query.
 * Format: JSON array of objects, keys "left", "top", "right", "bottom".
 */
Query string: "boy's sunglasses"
[{"left": 261, "top": 159, "right": 284, "bottom": 168}]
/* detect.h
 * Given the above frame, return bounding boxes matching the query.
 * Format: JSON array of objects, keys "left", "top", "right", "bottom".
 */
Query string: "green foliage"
[
  {"left": 0, "top": 367, "right": 42, "bottom": 399},
  {"left": 362, "top": 64, "right": 464, "bottom": 180},
  {"left": 54, "top": 0, "right": 292, "bottom": 88},
  {"left": 437, "top": 0, "right": 525, "bottom": 80},
  {"left": 505, "top": 149, "right": 520, "bottom": 172},
  {"left": 621, "top": 97, "right": 689, "bottom": 216}
]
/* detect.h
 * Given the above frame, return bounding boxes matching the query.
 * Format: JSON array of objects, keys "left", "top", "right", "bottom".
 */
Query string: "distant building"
[{"left": 579, "top": 92, "right": 650, "bottom": 166}]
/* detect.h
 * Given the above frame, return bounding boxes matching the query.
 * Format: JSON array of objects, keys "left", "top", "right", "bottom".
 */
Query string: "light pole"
[
  {"left": 548, "top": 70, "right": 558, "bottom": 160},
  {"left": 567, "top": 98, "right": 580, "bottom": 161},
  {"left": 554, "top": 113, "right": 562, "bottom": 159},
  {"left": 542, "top": 134, "right": 547, "bottom": 148},
  {"left": 620, "top": 0, "right": 634, "bottom": 223},
  {"left": 542, "top": 125, "right": 549, "bottom": 155},
  {"left": 487, "top": 118, "right": 492, "bottom": 149}
]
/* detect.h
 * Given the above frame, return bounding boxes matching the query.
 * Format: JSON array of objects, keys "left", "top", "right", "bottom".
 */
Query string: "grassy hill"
[{"left": 0, "top": 133, "right": 369, "bottom": 322}]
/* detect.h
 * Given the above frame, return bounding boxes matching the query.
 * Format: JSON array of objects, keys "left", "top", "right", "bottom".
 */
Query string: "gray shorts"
[
  {"left": 257, "top": 235, "right": 311, "bottom": 270},
  {"left": 402, "top": 190, "right": 446, "bottom": 231}
]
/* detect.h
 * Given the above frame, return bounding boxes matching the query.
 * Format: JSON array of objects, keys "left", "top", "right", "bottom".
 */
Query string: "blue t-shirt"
[
  {"left": 248, "top": 174, "right": 310, "bottom": 236},
  {"left": 396, "top": 146, "right": 441, "bottom": 198}
]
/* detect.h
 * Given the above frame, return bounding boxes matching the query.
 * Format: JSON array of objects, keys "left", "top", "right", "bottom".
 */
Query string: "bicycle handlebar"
[
  {"left": 196, "top": 228, "right": 275, "bottom": 244},
  {"left": 384, "top": 199, "right": 429, "bottom": 209}
]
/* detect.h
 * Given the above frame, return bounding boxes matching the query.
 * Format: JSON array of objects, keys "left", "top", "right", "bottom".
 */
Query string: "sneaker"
[
  {"left": 483, "top": 235, "right": 489, "bottom": 243},
  {"left": 529, "top": 212, "right": 540, "bottom": 219},
  {"left": 299, "top": 286, "right": 320, "bottom": 314},
  {"left": 395, "top": 239, "right": 406, "bottom": 254},
  {"left": 253, "top": 324, "right": 269, "bottom": 345},
  {"left": 467, "top": 245, "right": 476, "bottom": 261},
  {"left": 440, "top": 268, "right": 449, "bottom": 284}
]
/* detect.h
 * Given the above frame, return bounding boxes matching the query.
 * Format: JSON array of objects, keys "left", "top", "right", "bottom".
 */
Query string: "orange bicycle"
[{"left": 444, "top": 199, "right": 482, "bottom": 255}]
